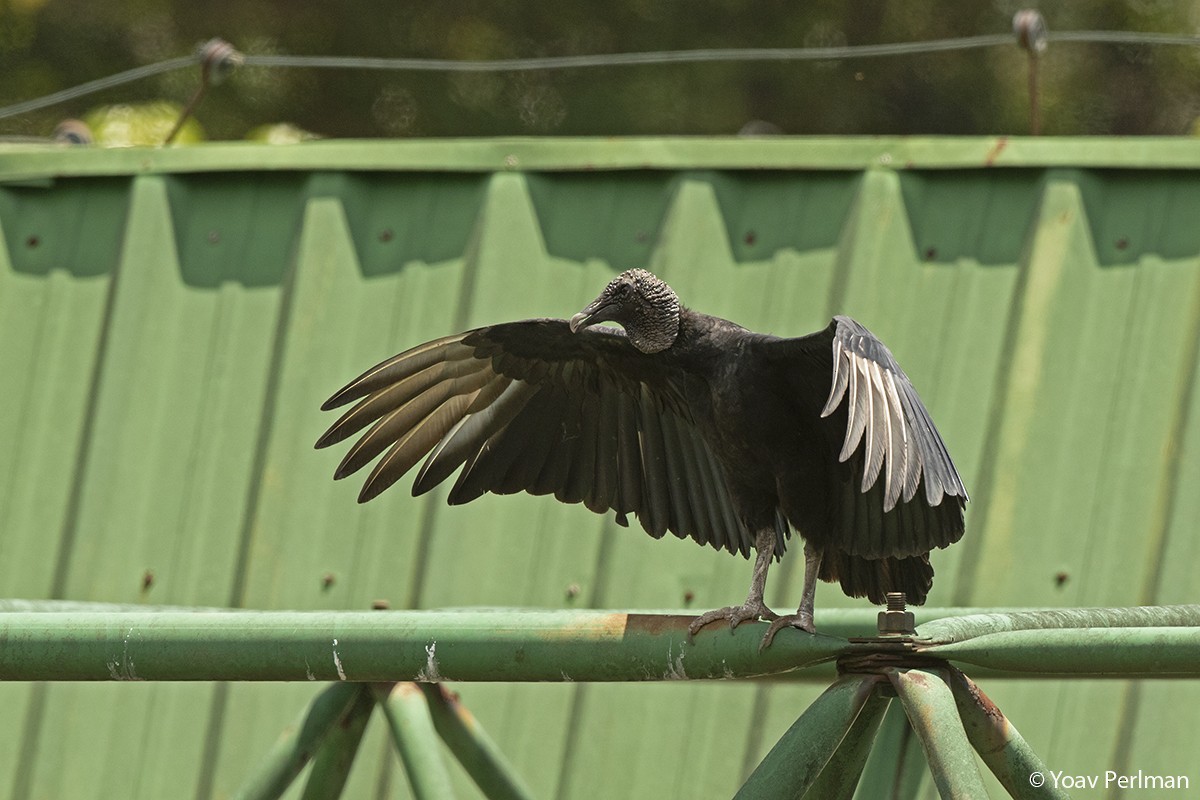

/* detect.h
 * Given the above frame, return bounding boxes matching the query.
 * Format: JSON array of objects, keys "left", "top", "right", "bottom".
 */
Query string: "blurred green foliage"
[
  {"left": 83, "top": 101, "right": 204, "bottom": 145},
  {"left": 2, "top": 0, "right": 1199, "bottom": 140}
]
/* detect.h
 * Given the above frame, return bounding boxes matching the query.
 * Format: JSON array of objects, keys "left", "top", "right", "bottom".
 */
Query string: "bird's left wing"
[
  {"left": 316, "top": 319, "right": 755, "bottom": 557},
  {"left": 779, "top": 316, "right": 968, "bottom": 513}
]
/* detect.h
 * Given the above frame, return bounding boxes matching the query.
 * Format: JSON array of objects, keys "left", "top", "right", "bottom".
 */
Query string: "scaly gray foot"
[
  {"left": 759, "top": 611, "right": 816, "bottom": 651},
  {"left": 687, "top": 601, "right": 779, "bottom": 642}
]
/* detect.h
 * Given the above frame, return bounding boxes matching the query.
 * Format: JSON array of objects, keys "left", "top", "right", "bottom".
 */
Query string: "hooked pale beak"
[
  {"left": 568, "top": 311, "right": 590, "bottom": 333},
  {"left": 569, "top": 296, "right": 618, "bottom": 334}
]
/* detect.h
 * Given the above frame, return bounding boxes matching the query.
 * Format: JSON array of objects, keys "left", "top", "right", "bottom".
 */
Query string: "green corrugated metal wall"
[{"left": 2, "top": 138, "right": 1199, "bottom": 799}]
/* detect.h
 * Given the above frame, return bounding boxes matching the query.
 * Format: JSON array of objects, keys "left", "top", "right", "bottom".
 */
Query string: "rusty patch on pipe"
[
  {"left": 962, "top": 675, "right": 1004, "bottom": 723},
  {"left": 984, "top": 137, "right": 1009, "bottom": 166},
  {"left": 426, "top": 682, "right": 481, "bottom": 734},
  {"left": 623, "top": 613, "right": 694, "bottom": 636},
  {"left": 526, "top": 612, "right": 630, "bottom": 640}
]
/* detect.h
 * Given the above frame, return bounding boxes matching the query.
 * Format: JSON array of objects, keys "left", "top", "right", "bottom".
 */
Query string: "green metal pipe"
[
  {"left": 0, "top": 609, "right": 846, "bottom": 681},
  {"left": 888, "top": 668, "right": 990, "bottom": 800},
  {"left": 946, "top": 669, "right": 1068, "bottom": 800},
  {"left": 230, "top": 682, "right": 363, "bottom": 800},
  {"left": 916, "top": 605, "right": 1200, "bottom": 643},
  {"left": 374, "top": 683, "right": 457, "bottom": 800},
  {"left": 418, "top": 684, "right": 537, "bottom": 800},
  {"left": 733, "top": 675, "right": 882, "bottom": 799},
  {"left": 922, "top": 627, "right": 1200, "bottom": 677},
  {"left": 852, "top": 701, "right": 928, "bottom": 800},
  {"left": 798, "top": 690, "right": 890, "bottom": 799},
  {"left": 300, "top": 685, "right": 376, "bottom": 800}
]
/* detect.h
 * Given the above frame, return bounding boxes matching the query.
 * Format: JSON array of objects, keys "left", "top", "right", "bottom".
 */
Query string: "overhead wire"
[{"left": 2, "top": 29, "right": 1199, "bottom": 122}]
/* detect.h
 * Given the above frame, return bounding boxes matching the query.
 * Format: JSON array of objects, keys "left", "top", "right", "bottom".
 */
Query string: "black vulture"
[{"left": 316, "top": 269, "right": 967, "bottom": 645}]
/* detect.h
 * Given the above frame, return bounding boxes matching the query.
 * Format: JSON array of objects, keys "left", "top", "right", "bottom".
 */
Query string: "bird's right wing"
[
  {"left": 764, "top": 317, "right": 967, "bottom": 561},
  {"left": 819, "top": 316, "right": 967, "bottom": 511},
  {"left": 316, "top": 320, "right": 757, "bottom": 558}
]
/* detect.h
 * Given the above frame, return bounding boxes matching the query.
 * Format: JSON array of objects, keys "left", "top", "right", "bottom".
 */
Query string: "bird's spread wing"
[
  {"left": 819, "top": 317, "right": 967, "bottom": 512},
  {"left": 770, "top": 316, "right": 967, "bottom": 559},
  {"left": 316, "top": 319, "right": 756, "bottom": 557}
]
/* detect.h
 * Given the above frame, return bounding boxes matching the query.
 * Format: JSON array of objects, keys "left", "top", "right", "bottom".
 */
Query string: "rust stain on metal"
[
  {"left": 428, "top": 682, "right": 481, "bottom": 734},
  {"left": 393, "top": 681, "right": 423, "bottom": 700},
  {"left": 961, "top": 673, "right": 1005, "bottom": 726},
  {"left": 532, "top": 612, "right": 630, "bottom": 640},
  {"left": 623, "top": 613, "right": 694, "bottom": 637},
  {"left": 905, "top": 670, "right": 929, "bottom": 687},
  {"left": 984, "top": 137, "right": 1009, "bottom": 166}
]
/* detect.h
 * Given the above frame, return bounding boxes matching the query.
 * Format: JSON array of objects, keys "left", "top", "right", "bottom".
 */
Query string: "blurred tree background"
[{"left": 2, "top": 0, "right": 1200, "bottom": 141}]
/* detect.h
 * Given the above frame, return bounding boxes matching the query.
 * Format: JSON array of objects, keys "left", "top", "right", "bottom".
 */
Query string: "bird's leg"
[
  {"left": 687, "top": 529, "right": 779, "bottom": 641},
  {"left": 760, "top": 541, "right": 822, "bottom": 650}
]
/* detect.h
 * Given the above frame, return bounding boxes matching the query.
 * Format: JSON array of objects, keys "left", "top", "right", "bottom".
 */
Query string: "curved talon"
[
  {"left": 758, "top": 613, "right": 816, "bottom": 652},
  {"left": 687, "top": 602, "right": 778, "bottom": 643}
]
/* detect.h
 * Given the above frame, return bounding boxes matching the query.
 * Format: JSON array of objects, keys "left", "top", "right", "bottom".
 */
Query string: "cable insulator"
[
  {"left": 197, "top": 38, "right": 244, "bottom": 85},
  {"left": 1013, "top": 10, "right": 1048, "bottom": 55}
]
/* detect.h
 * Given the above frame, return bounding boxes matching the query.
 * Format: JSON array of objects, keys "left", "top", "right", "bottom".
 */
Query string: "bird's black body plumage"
[{"left": 317, "top": 269, "right": 967, "bottom": 637}]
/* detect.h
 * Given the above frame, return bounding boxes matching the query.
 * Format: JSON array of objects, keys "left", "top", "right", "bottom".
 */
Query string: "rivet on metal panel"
[
  {"left": 877, "top": 592, "right": 915, "bottom": 635},
  {"left": 321, "top": 572, "right": 336, "bottom": 590}
]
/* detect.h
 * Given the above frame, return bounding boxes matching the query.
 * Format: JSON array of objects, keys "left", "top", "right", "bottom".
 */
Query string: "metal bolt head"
[{"left": 878, "top": 592, "right": 915, "bottom": 635}]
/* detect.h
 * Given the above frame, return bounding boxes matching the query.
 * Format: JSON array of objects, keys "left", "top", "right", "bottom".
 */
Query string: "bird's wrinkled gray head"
[{"left": 569, "top": 268, "right": 681, "bottom": 353}]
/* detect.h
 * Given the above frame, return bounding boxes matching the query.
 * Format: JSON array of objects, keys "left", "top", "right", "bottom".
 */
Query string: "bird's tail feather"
[{"left": 819, "top": 550, "right": 934, "bottom": 606}]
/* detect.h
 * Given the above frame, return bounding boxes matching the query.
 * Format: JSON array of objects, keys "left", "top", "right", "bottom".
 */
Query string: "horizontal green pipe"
[
  {"left": 4, "top": 137, "right": 1200, "bottom": 182},
  {"left": 923, "top": 627, "right": 1200, "bottom": 677},
  {"left": 916, "top": 605, "right": 1200, "bottom": 643},
  {"left": 0, "top": 600, "right": 1016, "bottom": 632},
  {"left": 0, "top": 609, "right": 847, "bottom": 681}
]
